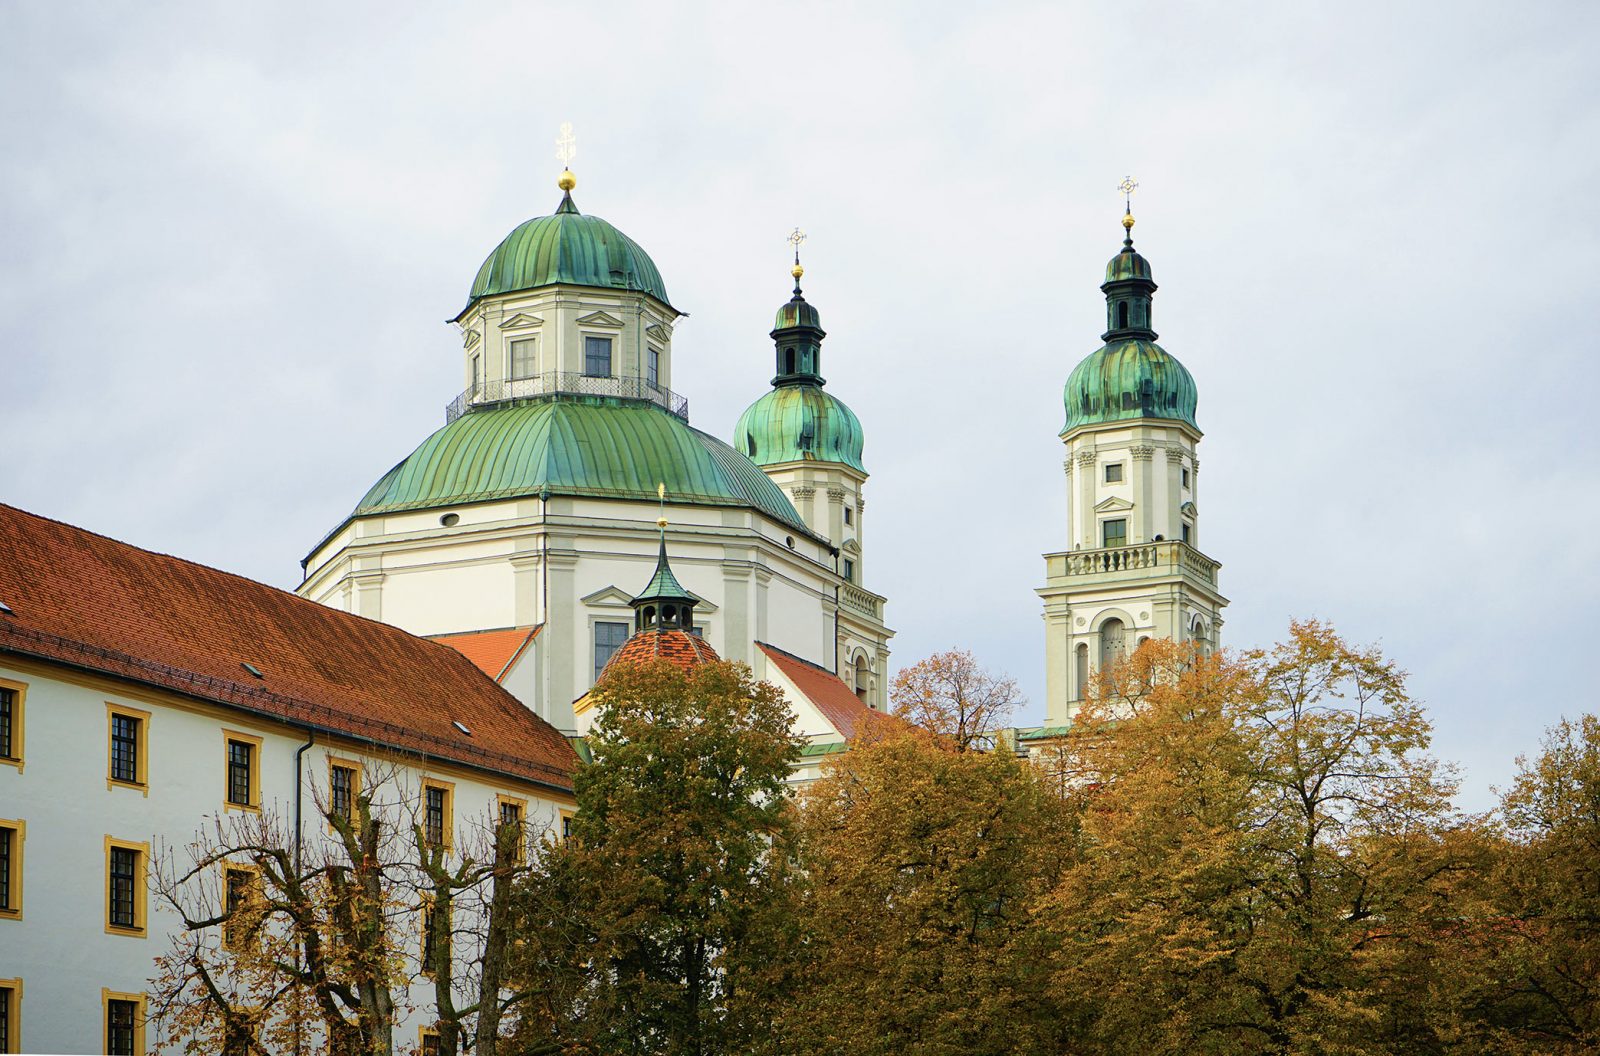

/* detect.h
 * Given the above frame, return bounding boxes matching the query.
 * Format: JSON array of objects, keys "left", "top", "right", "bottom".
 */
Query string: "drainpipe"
[{"left": 291, "top": 726, "right": 315, "bottom": 1056}]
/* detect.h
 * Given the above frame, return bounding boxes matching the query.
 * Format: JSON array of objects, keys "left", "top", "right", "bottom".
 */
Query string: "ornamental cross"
[
  {"left": 787, "top": 227, "right": 807, "bottom": 259},
  {"left": 556, "top": 122, "right": 577, "bottom": 166},
  {"left": 1118, "top": 176, "right": 1139, "bottom": 209}
]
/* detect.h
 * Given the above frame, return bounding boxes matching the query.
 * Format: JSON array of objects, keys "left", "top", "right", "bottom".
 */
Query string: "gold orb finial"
[
  {"left": 1122, "top": 212, "right": 1135, "bottom": 231},
  {"left": 555, "top": 122, "right": 577, "bottom": 192},
  {"left": 558, "top": 168, "right": 576, "bottom": 192},
  {"left": 791, "top": 262, "right": 805, "bottom": 280}
]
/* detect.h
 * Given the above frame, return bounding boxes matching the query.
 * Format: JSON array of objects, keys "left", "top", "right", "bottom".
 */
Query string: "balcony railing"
[
  {"left": 1048, "top": 539, "right": 1219, "bottom": 585},
  {"left": 840, "top": 582, "right": 886, "bottom": 620},
  {"left": 446, "top": 372, "right": 690, "bottom": 424}
]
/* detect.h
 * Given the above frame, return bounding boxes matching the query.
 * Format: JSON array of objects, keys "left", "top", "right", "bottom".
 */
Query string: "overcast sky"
[{"left": 3, "top": 2, "right": 1597, "bottom": 810}]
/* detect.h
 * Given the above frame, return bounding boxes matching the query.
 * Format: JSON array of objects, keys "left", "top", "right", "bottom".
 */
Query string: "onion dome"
[
  {"left": 1062, "top": 211, "right": 1199, "bottom": 435},
  {"left": 335, "top": 398, "right": 815, "bottom": 543},
  {"left": 602, "top": 519, "right": 721, "bottom": 677},
  {"left": 601, "top": 628, "right": 720, "bottom": 675},
  {"left": 454, "top": 179, "right": 671, "bottom": 321},
  {"left": 733, "top": 261, "right": 866, "bottom": 472}
]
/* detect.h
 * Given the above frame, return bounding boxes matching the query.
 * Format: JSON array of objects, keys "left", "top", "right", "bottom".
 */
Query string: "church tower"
[
  {"left": 1037, "top": 192, "right": 1228, "bottom": 725},
  {"left": 734, "top": 237, "right": 890, "bottom": 707}
]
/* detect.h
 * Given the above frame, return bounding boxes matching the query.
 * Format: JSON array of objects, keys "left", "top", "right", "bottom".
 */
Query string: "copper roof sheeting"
[{"left": 0, "top": 504, "right": 577, "bottom": 791}]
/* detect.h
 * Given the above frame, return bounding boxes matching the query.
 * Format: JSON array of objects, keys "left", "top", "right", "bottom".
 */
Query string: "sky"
[{"left": 2, "top": 2, "right": 1597, "bottom": 811}]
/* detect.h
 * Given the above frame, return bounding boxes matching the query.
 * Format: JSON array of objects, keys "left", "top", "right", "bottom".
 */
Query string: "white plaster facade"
[
  {"left": 1037, "top": 416, "right": 1229, "bottom": 727},
  {"left": 0, "top": 657, "right": 573, "bottom": 1055}
]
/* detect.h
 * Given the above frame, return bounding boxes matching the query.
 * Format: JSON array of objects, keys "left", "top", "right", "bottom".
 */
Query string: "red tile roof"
[
  {"left": 757, "top": 642, "right": 881, "bottom": 741},
  {"left": 602, "top": 628, "right": 720, "bottom": 676},
  {"left": 0, "top": 504, "right": 576, "bottom": 791},
  {"left": 429, "top": 626, "right": 541, "bottom": 682}
]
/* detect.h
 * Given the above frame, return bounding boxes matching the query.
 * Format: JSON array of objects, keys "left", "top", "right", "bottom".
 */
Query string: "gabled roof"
[
  {"left": 429, "top": 626, "right": 541, "bottom": 682},
  {"left": 756, "top": 641, "right": 879, "bottom": 741},
  {"left": 0, "top": 504, "right": 576, "bottom": 791}
]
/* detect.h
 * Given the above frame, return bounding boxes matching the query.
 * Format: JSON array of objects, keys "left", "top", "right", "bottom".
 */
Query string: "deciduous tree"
[{"left": 890, "top": 649, "right": 1023, "bottom": 751}]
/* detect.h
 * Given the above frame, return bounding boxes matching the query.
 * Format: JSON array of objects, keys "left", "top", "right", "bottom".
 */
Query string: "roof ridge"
[{"left": 756, "top": 639, "right": 841, "bottom": 677}]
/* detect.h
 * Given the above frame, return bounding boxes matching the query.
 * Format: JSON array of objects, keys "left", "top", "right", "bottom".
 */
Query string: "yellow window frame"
[
  {"left": 0, "top": 678, "right": 25, "bottom": 772},
  {"left": 495, "top": 794, "right": 528, "bottom": 864},
  {"left": 0, "top": 819, "right": 23, "bottom": 921},
  {"left": 100, "top": 988, "right": 146, "bottom": 1056},
  {"left": 105, "top": 703, "right": 151, "bottom": 794},
  {"left": 104, "top": 836, "right": 149, "bottom": 937},
  {"left": 420, "top": 778, "right": 455, "bottom": 851},
  {"left": 221, "top": 862, "right": 262, "bottom": 953},
  {"left": 326, "top": 756, "right": 363, "bottom": 831},
  {"left": 221, "top": 730, "right": 264, "bottom": 812},
  {"left": 0, "top": 976, "right": 20, "bottom": 1054}
]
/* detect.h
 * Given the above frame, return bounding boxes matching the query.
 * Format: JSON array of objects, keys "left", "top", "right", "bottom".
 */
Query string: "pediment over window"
[
  {"left": 498, "top": 313, "right": 545, "bottom": 330},
  {"left": 645, "top": 322, "right": 672, "bottom": 341},
  {"left": 1181, "top": 501, "right": 1198, "bottom": 517},
  {"left": 1093, "top": 496, "right": 1135, "bottom": 513},
  {"left": 576, "top": 311, "right": 625, "bottom": 328},
  {"left": 841, "top": 538, "right": 861, "bottom": 555},
  {"left": 462, "top": 328, "right": 482, "bottom": 349},
  {"left": 581, "top": 585, "right": 634, "bottom": 608}
]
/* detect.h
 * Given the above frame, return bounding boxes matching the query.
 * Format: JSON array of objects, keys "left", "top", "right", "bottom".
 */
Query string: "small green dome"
[
  {"left": 1062, "top": 339, "right": 1198, "bottom": 434},
  {"left": 1105, "top": 245, "right": 1152, "bottom": 283},
  {"left": 352, "top": 398, "right": 809, "bottom": 535},
  {"left": 735, "top": 385, "right": 865, "bottom": 473},
  {"left": 458, "top": 195, "right": 671, "bottom": 318},
  {"left": 774, "top": 295, "right": 820, "bottom": 331}
]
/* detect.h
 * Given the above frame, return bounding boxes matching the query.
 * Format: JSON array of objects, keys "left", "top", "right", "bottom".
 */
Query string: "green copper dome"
[
  {"left": 1062, "top": 339, "right": 1198, "bottom": 433},
  {"left": 457, "top": 193, "right": 672, "bottom": 319},
  {"left": 1105, "top": 245, "right": 1152, "bottom": 282},
  {"left": 735, "top": 385, "right": 865, "bottom": 473},
  {"left": 352, "top": 398, "right": 811, "bottom": 536}
]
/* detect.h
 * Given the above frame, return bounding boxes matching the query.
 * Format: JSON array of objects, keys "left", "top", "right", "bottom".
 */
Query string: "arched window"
[
  {"left": 1118, "top": 302, "right": 1129, "bottom": 328},
  {"left": 853, "top": 654, "right": 869, "bottom": 701},
  {"left": 785, "top": 348, "right": 796, "bottom": 374},
  {"left": 1100, "top": 618, "right": 1125, "bottom": 671},
  {"left": 1074, "top": 642, "right": 1089, "bottom": 701}
]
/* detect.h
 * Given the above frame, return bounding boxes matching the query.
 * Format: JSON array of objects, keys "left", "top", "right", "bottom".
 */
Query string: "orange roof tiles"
[
  {"left": 0, "top": 504, "right": 576, "bottom": 791},
  {"left": 430, "top": 626, "right": 541, "bottom": 681},
  {"left": 757, "top": 642, "right": 880, "bottom": 741},
  {"left": 602, "top": 628, "right": 720, "bottom": 676}
]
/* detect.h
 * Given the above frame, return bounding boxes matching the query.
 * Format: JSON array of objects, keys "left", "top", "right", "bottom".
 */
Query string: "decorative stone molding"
[
  {"left": 1075, "top": 449, "right": 1099, "bottom": 466},
  {"left": 1063, "top": 457, "right": 1074, "bottom": 476},
  {"left": 826, "top": 486, "right": 846, "bottom": 501},
  {"left": 791, "top": 486, "right": 816, "bottom": 500},
  {"left": 1165, "top": 447, "right": 1185, "bottom": 464},
  {"left": 1190, "top": 457, "right": 1200, "bottom": 475},
  {"left": 498, "top": 313, "right": 545, "bottom": 330},
  {"left": 462, "top": 328, "right": 482, "bottom": 349},
  {"left": 1131, "top": 444, "right": 1156, "bottom": 462},
  {"left": 574, "top": 310, "right": 624, "bottom": 328},
  {"left": 645, "top": 322, "right": 672, "bottom": 341}
]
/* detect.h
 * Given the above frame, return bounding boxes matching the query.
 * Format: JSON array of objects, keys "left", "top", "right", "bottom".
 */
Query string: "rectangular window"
[
  {"left": 224, "top": 733, "right": 261, "bottom": 810},
  {"left": 105, "top": 838, "right": 147, "bottom": 936},
  {"left": 497, "top": 797, "right": 525, "bottom": 865},
  {"left": 1181, "top": 466, "right": 1191, "bottom": 489},
  {"left": 422, "top": 780, "right": 453, "bottom": 850},
  {"left": 1104, "top": 463, "right": 1124, "bottom": 483},
  {"left": 223, "top": 868, "right": 258, "bottom": 952},
  {"left": 510, "top": 338, "right": 537, "bottom": 379},
  {"left": 0, "top": 980, "right": 17, "bottom": 1055},
  {"left": 647, "top": 348, "right": 660, "bottom": 388},
  {"left": 1102, "top": 519, "right": 1127, "bottom": 549},
  {"left": 560, "top": 812, "right": 574, "bottom": 843},
  {"left": 471, "top": 353, "right": 481, "bottom": 393},
  {"left": 594, "top": 621, "right": 629, "bottom": 682},
  {"left": 330, "top": 762, "right": 357, "bottom": 824},
  {"left": 420, "top": 898, "right": 443, "bottom": 976},
  {"left": 0, "top": 821, "right": 20, "bottom": 918},
  {"left": 583, "top": 336, "right": 612, "bottom": 377},
  {"left": 107, "top": 705, "right": 149, "bottom": 788},
  {"left": 420, "top": 1028, "right": 441, "bottom": 1056},
  {"left": 843, "top": 506, "right": 853, "bottom": 526},
  {"left": 842, "top": 557, "right": 856, "bottom": 583},
  {"left": 0, "top": 682, "right": 19, "bottom": 766},
  {"left": 103, "top": 991, "right": 144, "bottom": 1056},
  {"left": 1182, "top": 523, "right": 1192, "bottom": 545}
]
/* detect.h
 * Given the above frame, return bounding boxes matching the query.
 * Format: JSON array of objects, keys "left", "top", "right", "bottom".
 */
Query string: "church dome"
[
  {"left": 601, "top": 628, "right": 721, "bottom": 677},
  {"left": 350, "top": 399, "right": 812, "bottom": 535},
  {"left": 457, "top": 193, "right": 672, "bottom": 319},
  {"left": 1062, "top": 339, "right": 1198, "bottom": 434},
  {"left": 1104, "top": 244, "right": 1152, "bottom": 283},
  {"left": 735, "top": 384, "right": 865, "bottom": 473}
]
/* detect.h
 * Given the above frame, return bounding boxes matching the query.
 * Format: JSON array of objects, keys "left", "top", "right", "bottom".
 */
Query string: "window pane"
[
  {"left": 843, "top": 558, "right": 855, "bottom": 583},
  {"left": 425, "top": 786, "right": 445, "bottom": 846},
  {"left": 510, "top": 339, "right": 536, "bottom": 379},
  {"left": 331, "top": 766, "right": 354, "bottom": 821},
  {"left": 647, "top": 349, "right": 660, "bottom": 388},
  {"left": 108, "top": 999, "right": 137, "bottom": 1056},
  {"left": 228, "top": 741, "right": 252, "bottom": 805},
  {"left": 0, "top": 687, "right": 12, "bottom": 759},
  {"left": 1, "top": 985, "right": 10, "bottom": 1054},
  {"left": 1104, "top": 463, "right": 1123, "bottom": 483},
  {"left": 110, "top": 847, "right": 137, "bottom": 927},
  {"left": 0, "top": 827, "right": 11, "bottom": 911},
  {"left": 1102, "top": 519, "right": 1127, "bottom": 549},
  {"left": 594, "top": 621, "right": 629, "bottom": 681},
  {"left": 112, "top": 714, "right": 139, "bottom": 783},
  {"left": 584, "top": 336, "right": 612, "bottom": 377}
]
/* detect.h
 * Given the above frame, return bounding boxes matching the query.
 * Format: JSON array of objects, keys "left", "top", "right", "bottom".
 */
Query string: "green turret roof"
[
  {"left": 456, "top": 192, "right": 672, "bottom": 320},
  {"left": 735, "top": 385, "right": 865, "bottom": 472},
  {"left": 345, "top": 398, "right": 812, "bottom": 536},
  {"left": 1062, "top": 339, "right": 1198, "bottom": 433}
]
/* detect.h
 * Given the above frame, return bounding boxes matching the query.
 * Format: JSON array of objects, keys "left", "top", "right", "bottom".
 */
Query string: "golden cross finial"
[
  {"left": 556, "top": 123, "right": 577, "bottom": 166},
  {"left": 787, "top": 227, "right": 807, "bottom": 282},
  {"left": 656, "top": 482, "right": 668, "bottom": 531},
  {"left": 1118, "top": 176, "right": 1139, "bottom": 233}
]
